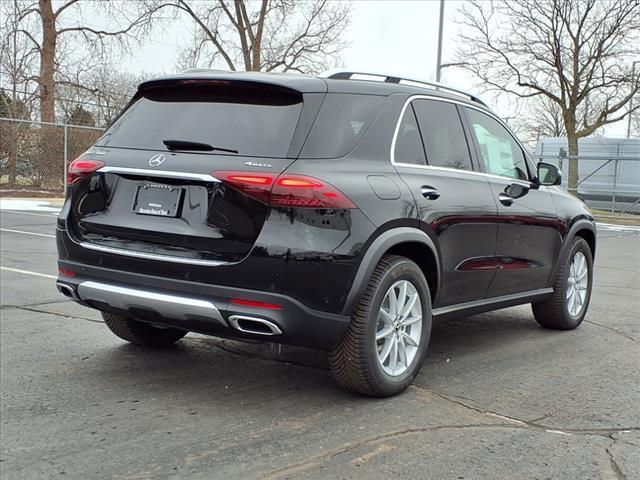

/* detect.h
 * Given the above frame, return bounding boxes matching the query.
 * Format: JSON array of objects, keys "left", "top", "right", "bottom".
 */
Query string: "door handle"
[
  {"left": 498, "top": 192, "right": 514, "bottom": 206},
  {"left": 421, "top": 186, "right": 440, "bottom": 200}
]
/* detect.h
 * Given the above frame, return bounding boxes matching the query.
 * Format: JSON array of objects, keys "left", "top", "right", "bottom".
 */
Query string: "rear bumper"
[
  {"left": 57, "top": 260, "right": 350, "bottom": 350},
  {"left": 58, "top": 199, "right": 375, "bottom": 315}
]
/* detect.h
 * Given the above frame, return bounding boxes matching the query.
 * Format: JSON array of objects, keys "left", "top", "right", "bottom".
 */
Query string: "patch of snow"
[
  {"left": 597, "top": 222, "right": 640, "bottom": 232},
  {"left": 0, "top": 199, "right": 61, "bottom": 213}
]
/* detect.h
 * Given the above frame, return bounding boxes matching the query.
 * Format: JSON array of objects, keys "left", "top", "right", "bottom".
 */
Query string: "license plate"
[{"left": 134, "top": 183, "right": 183, "bottom": 217}]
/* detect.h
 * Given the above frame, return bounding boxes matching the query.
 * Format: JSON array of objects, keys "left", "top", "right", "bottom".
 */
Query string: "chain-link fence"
[
  {"left": 533, "top": 155, "right": 640, "bottom": 215},
  {"left": 1, "top": 116, "right": 639, "bottom": 216},
  {"left": 0, "top": 117, "right": 103, "bottom": 195}
]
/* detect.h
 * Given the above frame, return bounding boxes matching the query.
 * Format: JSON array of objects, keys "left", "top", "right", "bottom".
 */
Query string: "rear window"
[
  {"left": 300, "top": 94, "right": 384, "bottom": 158},
  {"left": 96, "top": 82, "right": 303, "bottom": 158}
]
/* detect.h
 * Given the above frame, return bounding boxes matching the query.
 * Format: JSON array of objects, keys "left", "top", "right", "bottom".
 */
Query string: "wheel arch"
[
  {"left": 386, "top": 242, "right": 438, "bottom": 303},
  {"left": 342, "top": 227, "right": 440, "bottom": 316},
  {"left": 574, "top": 227, "right": 596, "bottom": 259},
  {"left": 548, "top": 219, "right": 597, "bottom": 286}
]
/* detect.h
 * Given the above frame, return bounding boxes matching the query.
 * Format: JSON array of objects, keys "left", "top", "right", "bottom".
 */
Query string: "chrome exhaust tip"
[
  {"left": 56, "top": 282, "right": 80, "bottom": 301},
  {"left": 228, "top": 315, "right": 283, "bottom": 336}
]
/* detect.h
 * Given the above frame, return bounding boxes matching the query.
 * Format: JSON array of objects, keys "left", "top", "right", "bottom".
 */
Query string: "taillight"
[
  {"left": 214, "top": 172, "right": 276, "bottom": 204},
  {"left": 213, "top": 171, "right": 356, "bottom": 209},
  {"left": 67, "top": 159, "right": 105, "bottom": 185},
  {"left": 272, "top": 174, "right": 356, "bottom": 208}
]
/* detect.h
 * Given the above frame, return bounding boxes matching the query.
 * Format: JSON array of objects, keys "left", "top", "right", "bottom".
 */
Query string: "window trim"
[
  {"left": 390, "top": 95, "right": 537, "bottom": 184},
  {"left": 393, "top": 102, "right": 428, "bottom": 166}
]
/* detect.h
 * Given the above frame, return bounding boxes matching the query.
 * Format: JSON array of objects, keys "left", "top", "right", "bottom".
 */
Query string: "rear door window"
[
  {"left": 393, "top": 105, "right": 427, "bottom": 166},
  {"left": 412, "top": 99, "right": 473, "bottom": 171},
  {"left": 300, "top": 94, "right": 384, "bottom": 158},
  {"left": 97, "top": 82, "right": 303, "bottom": 158}
]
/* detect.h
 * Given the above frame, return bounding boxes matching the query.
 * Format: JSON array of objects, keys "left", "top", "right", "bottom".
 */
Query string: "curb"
[{"left": 593, "top": 215, "right": 640, "bottom": 227}]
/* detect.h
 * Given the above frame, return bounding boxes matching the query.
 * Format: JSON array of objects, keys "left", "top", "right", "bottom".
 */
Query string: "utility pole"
[
  {"left": 628, "top": 60, "right": 639, "bottom": 138},
  {"left": 436, "top": 0, "right": 445, "bottom": 82}
]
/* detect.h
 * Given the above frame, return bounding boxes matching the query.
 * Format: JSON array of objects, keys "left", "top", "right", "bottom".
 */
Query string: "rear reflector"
[
  {"left": 58, "top": 268, "right": 76, "bottom": 277},
  {"left": 213, "top": 171, "right": 356, "bottom": 209},
  {"left": 67, "top": 159, "right": 105, "bottom": 185},
  {"left": 230, "top": 298, "right": 283, "bottom": 310}
]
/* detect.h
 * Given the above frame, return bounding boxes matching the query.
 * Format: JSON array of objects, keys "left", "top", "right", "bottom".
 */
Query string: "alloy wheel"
[
  {"left": 566, "top": 251, "right": 588, "bottom": 317},
  {"left": 376, "top": 280, "right": 423, "bottom": 376}
]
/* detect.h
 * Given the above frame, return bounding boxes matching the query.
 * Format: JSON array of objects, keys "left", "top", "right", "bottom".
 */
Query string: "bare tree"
[
  {"left": 515, "top": 96, "right": 567, "bottom": 146},
  {"left": 153, "top": 0, "right": 350, "bottom": 74},
  {"left": 0, "top": 2, "right": 37, "bottom": 188},
  {"left": 531, "top": 97, "right": 567, "bottom": 139},
  {"left": 631, "top": 92, "right": 640, "bottom": 137},
  {"left": 5, "top": 0, "right": 159, "bottom": 123},
  {"left": 0, "top": 0, "right": 39, "bottom": 119},
  {"left": 456, "top": 0, "right": 640, "bottom": 192},
  {"left": 56, "top": 67, "right": 142, "bottom": 126}
]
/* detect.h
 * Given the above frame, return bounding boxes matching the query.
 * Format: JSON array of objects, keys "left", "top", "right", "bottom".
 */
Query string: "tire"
[
  {"left": 102, "top": 312, "right": 187, "bottom": 347},
  {"left": 328, "top": 255, "right": 432, "bottom": 397},
  {"left": 532, "top": 237, "right": 593, "bottom": 330}
]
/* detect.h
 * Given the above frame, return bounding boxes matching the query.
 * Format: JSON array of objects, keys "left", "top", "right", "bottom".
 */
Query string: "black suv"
[{"left": 56, "top": 70, "right": 595, "bottom": 397}]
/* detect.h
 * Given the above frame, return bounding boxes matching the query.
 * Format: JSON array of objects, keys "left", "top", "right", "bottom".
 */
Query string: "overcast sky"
[{"left": 120, "top": 0, "right": 627, "bottom": 138}]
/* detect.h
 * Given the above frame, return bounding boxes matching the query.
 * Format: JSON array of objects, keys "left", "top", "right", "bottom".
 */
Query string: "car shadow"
[
  {"left": 427, "top": 305, "right": 551, "bottom": 360},
  {"left": 80, "top": 305, "right": 557, "bottom": 406}
]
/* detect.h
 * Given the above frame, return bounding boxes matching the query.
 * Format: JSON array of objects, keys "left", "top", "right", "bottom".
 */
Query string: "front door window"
[{"left": 466, "top": 108, "right": 529, "bottom": 181}]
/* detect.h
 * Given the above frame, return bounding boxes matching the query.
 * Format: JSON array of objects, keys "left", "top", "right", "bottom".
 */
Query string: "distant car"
[{"left": 56, "top": 70, "right": 596, "bottom": 396}]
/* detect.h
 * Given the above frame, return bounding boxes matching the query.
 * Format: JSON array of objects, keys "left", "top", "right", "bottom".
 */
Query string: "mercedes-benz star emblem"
[{"left": 148, "top": 153, "right": 166, "bottom": 167}]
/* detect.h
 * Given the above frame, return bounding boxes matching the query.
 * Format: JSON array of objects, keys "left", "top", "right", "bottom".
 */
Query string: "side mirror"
[{"left": 537, "top": 162, "right": 561, "bottom": 186}]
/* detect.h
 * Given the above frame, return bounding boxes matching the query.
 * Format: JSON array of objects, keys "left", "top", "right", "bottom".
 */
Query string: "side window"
[
  {"left": 393, "top": 105, "right": 426, "bottom": 165},
  {"left": 412, "top": 99, "right": 473, "bottom": 171},
  {"left": 301, "top": 94, "right": 384, "bottom": 158},
  {"left": 465, "top": 108, "right": 529, "bottom": 180}
]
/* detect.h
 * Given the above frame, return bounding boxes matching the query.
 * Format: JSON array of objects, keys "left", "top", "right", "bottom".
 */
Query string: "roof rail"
[{"left": 318, "top": 69, "right": 487, "bottom": 107}]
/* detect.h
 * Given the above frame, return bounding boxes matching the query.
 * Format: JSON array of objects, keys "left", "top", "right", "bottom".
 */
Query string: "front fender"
[{"left": 548, "top": 219, "right": 597, "bottom": 285}]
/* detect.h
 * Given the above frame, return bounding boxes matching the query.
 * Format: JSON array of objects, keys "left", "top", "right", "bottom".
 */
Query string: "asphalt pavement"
[{"left": 1, "top": 206, "right": 639, "bottom": 479}]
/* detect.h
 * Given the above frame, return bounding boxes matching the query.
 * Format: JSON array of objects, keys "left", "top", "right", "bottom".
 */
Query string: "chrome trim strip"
[
  {"left": 228, "top": 315, "right": 283, "bottom": 336},
  {"left": 98, "top": 166, "right": 219, "bottom": 183},
  {"left": 77, "top": 280, "right": 226, "bottom": 325},
  {"left": 389, "top": 94, "right": 538, "bottom": 182},
  {"left": 432, "top": 288, "right": 553, "bottom": 317},
  {"left": 79, "top": 242, "right": 229, "bottom": 267},
  {"left": 392, "top": 161, "right": 533, "bottom": 187}
]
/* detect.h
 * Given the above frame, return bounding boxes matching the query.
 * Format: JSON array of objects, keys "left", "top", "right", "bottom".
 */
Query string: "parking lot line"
[
  {"left": 0, "top": 228, "right": 56, "bottom": 238},
  {"left": 0, "top": 266, "right": 57, "bottom": 279}
]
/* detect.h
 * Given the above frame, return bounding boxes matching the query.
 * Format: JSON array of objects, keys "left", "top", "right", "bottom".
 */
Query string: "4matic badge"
[{"left": 244, "top": 161, "right": 272, "bottom": 168}]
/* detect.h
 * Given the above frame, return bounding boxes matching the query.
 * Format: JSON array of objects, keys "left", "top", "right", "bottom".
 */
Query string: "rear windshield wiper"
[{"left": 163, "top": 139, "right": 238, "bottom": 154}]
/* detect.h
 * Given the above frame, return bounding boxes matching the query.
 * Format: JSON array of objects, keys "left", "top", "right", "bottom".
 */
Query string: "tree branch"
[
  {"left": 171, "top": 0, "right": 236, "bottom": 71},
  {"left": 54, "top": 0, "right": 80, "bottom": 18}
]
